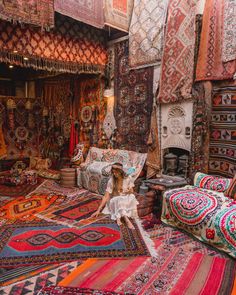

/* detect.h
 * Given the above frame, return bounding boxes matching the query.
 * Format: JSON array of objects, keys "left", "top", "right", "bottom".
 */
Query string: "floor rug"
[
  {"left": 0, "top": 261, "right": 80, "bottom": 295},
  {"left": 0, "top": 194, "right": 66, "bottom": 222},
  {"left": 0, "top": 219, "right": 153, "bottom": 267},
  {"left": 38, "top": 286, "right": 128, "bottom": 295},
  {"left": 0, "top": 177, "right": 44, "bottom": 197},
  {"left": 36, "top": 195, "right": 105, "bottom": 228},
  {"left": 59, "top": 240, "right": 235, "bottom": 295}
]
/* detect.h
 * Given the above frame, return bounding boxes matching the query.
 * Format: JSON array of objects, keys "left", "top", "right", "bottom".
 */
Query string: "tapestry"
[
  {"left": 79, "top": 78, "right": 105, "bottom": 148},
  {"left": 55, "top": 0, "right": 104, "bottom": 29},
  {"left": 162, "top": 186, "right": 236, "bottom": 258},
  {"left": 189, "top": 82, "right": 211, "bottom": 177},
  {"left": 193, "top": 14, "right": 203, "bottom": 80},
  {"left": 0, "top": 219, "right": 152, "bottom": 267},
  {"left": 0, "top": 125, "right": 7, "bottom": 159},
  {"left": 104, "top": 0, "right": 134, "bottom": 32},
  {"left": 0, "top": 262, "right": 79, "bottom": 295},
  {"left": 0, "top": 97, "right": 44, "bottom": 159},
  {"left": 58, "top": 241, "right": 235, "bottom": 295},
  {"left": 0, "top": 194, "right": 65, "bottom": 221},
  {"left": 158, "top": 0, "right": 197, "bottom": 104},
  {"left": 0, "top": 14, "right": 107, "bottom": 74},
  {"left": 0, "top": 177, "right": 44, "bottom": 198},
  {"left": 146, "top": 105, "right": 161, "bottom": 178},
  {"left": 222, "top": 0, "right": 236, "bottom": 62},
  {"left": 209, "top": 88, "right": 236, "bottom": 177},
  {"left": 39, "top": 286, "right": 126, "bottom": 295},
  {"left": 114, "top": 40, "right": 153, "bottom": 152},
  {"left": 196, "top": 0, "right": 236, "bottom": 81},
  {"left": 0, "top": 0, "right": 54, "bottom": 29},
  {"left": 36, "top": 196, "right": 105, "bottom": 229},
  {"left": 129, "top": 0, "right": 168, "bottom": 68}
]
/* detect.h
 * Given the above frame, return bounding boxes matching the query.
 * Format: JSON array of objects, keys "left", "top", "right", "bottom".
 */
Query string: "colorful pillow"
[
  {"left": 37, "top": 169, "right": 60, "bottom": 180},
  {"left": 194, "top": 172, "right": 232, "bottom": 193},
  {"left": 225, "top": 175, "right": 236, "bottom": 199},
  {"left": 30, "top": 157, "right": 52, "bottom": 171}
]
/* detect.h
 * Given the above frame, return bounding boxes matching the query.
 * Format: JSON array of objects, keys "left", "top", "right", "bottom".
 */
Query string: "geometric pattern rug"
[
  {"left": 0, "top": 219, "right": 152, "bottom": 267},
  {"left": 36, "top": 195, "right": 104, "bottom": 228},
  {"left": 58, "top": 239, "right": 236, "bottom": 295},
  {"left": 38, "top": 286, "right": 125, "bottom": 295},
  {"left": 0, "top": 194, "right": 66, "bottom": 222},
  {"left": 0, "top": 261, "right": 80, "bottom": 295}
]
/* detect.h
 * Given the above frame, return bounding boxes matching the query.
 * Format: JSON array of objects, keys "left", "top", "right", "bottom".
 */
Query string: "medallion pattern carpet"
[
  {"left": 0, "top": 194, "right": 65, "bottom": 222},
  {"left": 209, "top": 88, "right": 236, "bottom": 177},
  {"left": 36, "top": 195, "right": 104, "bottom": 228},
  {"left": 0, "top": 177, "right": 44, "bottom": 197},
  {"left": 0, "top": 219, "right": 152, "bottom": 267},
  {"left": 114, "top": 40, "right": 153, "bottom": 153}
]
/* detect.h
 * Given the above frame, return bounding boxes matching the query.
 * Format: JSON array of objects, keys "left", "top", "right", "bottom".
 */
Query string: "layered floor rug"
[{"left": 0, "top": 218, "right": 153, "bottom": 268}]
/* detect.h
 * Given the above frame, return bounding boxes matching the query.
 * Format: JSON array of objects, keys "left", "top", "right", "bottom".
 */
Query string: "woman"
[{"left": 91, "top": 163, "right": 138, "bottom": 229}]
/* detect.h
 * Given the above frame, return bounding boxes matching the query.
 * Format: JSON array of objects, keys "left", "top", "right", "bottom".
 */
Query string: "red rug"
[
  {"left": 0, "top": 177, "right": 44, "bottom": 197},
  {"left": 38, "top": 286, "right": 129, "bottom": 295},
  {"left": 0, "top": 219, "right": 153, "bottom": 267}
]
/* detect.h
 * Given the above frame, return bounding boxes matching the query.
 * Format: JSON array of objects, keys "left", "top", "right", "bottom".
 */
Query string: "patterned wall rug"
[
  {"left": 209, "top": 88, "right": 236, "bottom": 177},
  {"left": 114, "top": 40, "right": 153, "bottom": 153},
  {"left": 0, "top": 219, "right": 153, "bottom": 267}
]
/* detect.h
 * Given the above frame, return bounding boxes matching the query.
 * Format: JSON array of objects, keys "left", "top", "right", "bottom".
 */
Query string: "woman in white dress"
[{"left": 91, "top": 163, "right": 139, "bottom": 229}]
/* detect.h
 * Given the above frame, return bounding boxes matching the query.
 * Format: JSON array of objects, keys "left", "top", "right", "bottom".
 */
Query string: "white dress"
[{"left": 102, "top": 176, "right": 139, "bottom": 220}]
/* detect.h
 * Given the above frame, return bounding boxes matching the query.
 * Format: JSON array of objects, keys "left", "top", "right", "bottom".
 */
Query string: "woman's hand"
[{"left": 91, "top": 209, "right": 100, "bottom": 218}]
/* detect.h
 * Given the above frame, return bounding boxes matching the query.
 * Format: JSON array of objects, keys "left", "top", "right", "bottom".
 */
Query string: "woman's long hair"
[{"left": 111, "top": 163, "right": 126, "bottom": 196}]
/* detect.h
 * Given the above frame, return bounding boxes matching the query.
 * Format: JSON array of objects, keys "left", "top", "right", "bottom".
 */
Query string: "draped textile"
[
  {"left": 0, "top": 0, "right": 54, "bottom": 29},
  {"left": 104, "top": 0, "right": 134, "bottom": 32},
  {"left": 209, "top": 87, "right": 236, "bottom": 177},
  {"left": 222, "top": 0, "right": 236, "bottom": 63},
  {"left": 0, "top": 15, "right": 107, "bottom": 74},
  {"left": 189, "top": 82, "right": 212, "bottom": 178},
  {"left": 146, "top": 105, "right": 161, "bottom": 179},
  {"left": 114, "top": 40, "right": 153, "bottom": 153},
  {"left": 0, "top": 125, "right": 7, "bottom": 159},
  {"left": 55, "top": 0, "right": 104, "bottom": 29},
  {"left": 196, "top": 0, "right": 236, "bottom": 81},
  {"left": 129, "top": 0, "right": 167, "bottom": 69},
  {"left": 158, "top": 0, "right": 197, "bottom": 104}
]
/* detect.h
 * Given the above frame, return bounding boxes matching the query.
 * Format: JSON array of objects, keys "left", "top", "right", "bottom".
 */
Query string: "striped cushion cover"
[{"left": 225, "top": 175, "right": 236, "bottom": 199}]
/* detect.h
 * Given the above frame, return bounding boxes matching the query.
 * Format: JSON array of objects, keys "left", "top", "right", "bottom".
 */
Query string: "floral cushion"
[{"left": 194, "top": 172, "right": 232, "bottom": 193}]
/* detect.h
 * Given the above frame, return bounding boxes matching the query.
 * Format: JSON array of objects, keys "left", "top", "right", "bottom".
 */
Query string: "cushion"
[
  {"left": 30, "top": 157, "right": 52, "bottom": 171},
  {"left": 37, "top": 169, "right": 60, "bottom": 180},
  {"left": 194, "top": 172, "right": 232, "bottom": 193},
  {"left": 225, "top": 175, "right": 236, "bottom": 199}
]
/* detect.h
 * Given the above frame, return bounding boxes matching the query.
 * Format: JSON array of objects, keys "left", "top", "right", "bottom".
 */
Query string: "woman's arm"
[{"left": 91, "top": 191, "right": 110, "bottom": 217}]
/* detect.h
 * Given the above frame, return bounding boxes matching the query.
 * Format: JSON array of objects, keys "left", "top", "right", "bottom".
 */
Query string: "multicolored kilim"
[
  {"left": 0, "top": 14, "right": 107, "bottom": 74},
  {"left": 0, "top": 194, "right": 65, "bottom": 221},
  {"left": 209, "top": 88, "right": 236, "bottom": 177},
  {"left": 38, "top": 286, "right": 127, "bottom": 295},
  {"left": 58, "top": 240, "right": 235, "bottom": 295},
  {"left": 0, "top": 0, "right": 54, "bottom": 29},
  {"left": 0, "top": 219, "right": 152, "bottom": 267},
  {"left": 158, "top": 0, "right": 197, "bottom": 103},
  {"left": 114, "top": 40, "right": 153, "bottom": 152}
]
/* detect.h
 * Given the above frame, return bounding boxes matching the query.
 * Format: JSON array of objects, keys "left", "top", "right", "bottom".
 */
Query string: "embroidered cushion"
[
  {"left": 225, "top": 175, "right": 236, "bottom": 199},
  {"left": 30, "top": 157, "right": 52, "bottom": 171},
  {"left": 194, "top": 172, "right": 232, "bottom": 193}
]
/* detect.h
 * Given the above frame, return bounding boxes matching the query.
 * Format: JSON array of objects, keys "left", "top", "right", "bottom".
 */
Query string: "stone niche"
[{"left": 161, "top": 101, "right": 193, "bottom": 177}]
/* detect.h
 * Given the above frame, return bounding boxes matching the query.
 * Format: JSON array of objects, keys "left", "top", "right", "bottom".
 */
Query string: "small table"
[{"left": 144, "top": 175, "right": 188, "bottom": 217}]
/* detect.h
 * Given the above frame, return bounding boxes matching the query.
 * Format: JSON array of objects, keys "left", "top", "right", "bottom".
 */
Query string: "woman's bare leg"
[
  {"left": 117, "top": 217, "right": 122, "bottom": 226},
  {"left": 124, "top": 216, "right": 135, "bottom": 229}
]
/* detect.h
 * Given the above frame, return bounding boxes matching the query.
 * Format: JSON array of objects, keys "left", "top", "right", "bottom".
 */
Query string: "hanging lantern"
[
  {"left": 25, "top": 100, "right": 32, "bottom": 110},
  {"left": 6, "top": 98, "right": 16, "bottom": 109},
  {"left": 43, "top": 107, "right": 49, "bottom": 117}
]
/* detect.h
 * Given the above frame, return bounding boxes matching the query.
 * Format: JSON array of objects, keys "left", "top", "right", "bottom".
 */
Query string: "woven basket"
[{"left": 60, "top": 168, "right": 76, "bottom": 187}]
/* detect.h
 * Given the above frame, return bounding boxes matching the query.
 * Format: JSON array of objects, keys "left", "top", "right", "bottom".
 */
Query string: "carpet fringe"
[{"left": 135, "top": 218, "right": 157, "bottom": 257}]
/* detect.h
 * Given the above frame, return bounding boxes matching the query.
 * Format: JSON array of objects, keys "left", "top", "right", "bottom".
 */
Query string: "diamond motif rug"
[
  {"left": 0, "top": 219, "right": 153, "bottom": 267},
  {"left": 36, "top": 195, "right": 105, "bottom": 228},
  {"left": 0, "top": 194, "right": 65, "bottom": 222}
]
